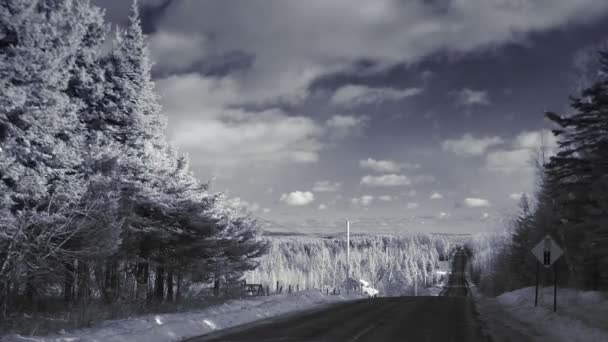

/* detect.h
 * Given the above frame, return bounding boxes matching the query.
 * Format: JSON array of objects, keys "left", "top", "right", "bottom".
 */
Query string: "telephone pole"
[{"left": 346, "top": 220, "right": 350, "bottom": 295}]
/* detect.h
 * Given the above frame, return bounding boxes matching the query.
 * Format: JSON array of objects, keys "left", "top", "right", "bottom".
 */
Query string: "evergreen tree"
[
  {"left": 545, "top": 48, "right": 608, "bottom": 289},
  {"left": 0, "top": 0, "right": 269, "bottom": 312},
  {"left": 508, "top": 194, "right": 542, "bottom": 288},
  {"left": 0, "top": 0, "right": 109, "bottom": 303}
]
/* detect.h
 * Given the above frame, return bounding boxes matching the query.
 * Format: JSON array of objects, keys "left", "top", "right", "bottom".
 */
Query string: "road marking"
[{"left": 348, "top": 324, "right": 377, "bottom": 342}]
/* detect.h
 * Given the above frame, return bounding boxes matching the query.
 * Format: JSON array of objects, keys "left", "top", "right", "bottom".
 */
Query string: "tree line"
[
  {"left": 246, "top": 234, "right": 455, "bottom": 296},
  {"left": 469, "top": 46, "right": 608, "bottom": 295},
  {"left": 0, "top": 0, "right": 268, "bottom": 319}
]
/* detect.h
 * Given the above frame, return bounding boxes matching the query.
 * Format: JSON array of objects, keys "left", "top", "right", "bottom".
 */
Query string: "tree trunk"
[
  {"left": 136, "top": 261, "right": 149, "bottom": 300},
  {"left": 104, "top": 260, "right": 112, "bottom": 302},
  {"left": 94, "top": 260, "right": 108, "bottom": 302},
  {"left": 110, "top": 260, "right": 119, "bottom": 301},
  {"left": 175, "top": 272, "right": 182, "bottom": 302},
  {"left": 125, "top": 261, "right": 131, "bottom": 297},
  {"left": 64, "top": 260, "right": 75, "bottom": 303},
  {"left": 0, "top": 279, "right": 9, "bottom": 318},
  {"left": 77, "top": 260, "right": 90, "bottom": 303},
  {"left": 103, "top": 259, "right": 120, "bottom": 303},
  {"left": 155, "top": 266, "right": 164, "bottom": 300},
  {"left": 25, "top": 277, "right": 37, "bottom": 308},
  {"left": 166, "top": 269, "right": 174, "bottom": 302},
  {"left": 213, "top": 278, "right": 220, "bottom": 297}
]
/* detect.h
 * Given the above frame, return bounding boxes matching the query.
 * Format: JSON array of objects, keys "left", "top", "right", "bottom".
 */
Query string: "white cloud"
[
  {"left": 352, "top": 195, "right": 374, "bottom": 206},
  {"left": 361, "top": 174, "right": 411, "bottom": 187},
  {"left": 318, "top": 204, "right": 328, "bottom": 210},
  {"left": 442, "top": 134, "right": 503, "bottom": 157},
  {"left": 359, "top": 158, "right": 419, "bottom": 173},
  {"left": 464, "top": 197, "right": 491, "bottom": 208},
  {"left": 485, "top": 130, "right": 558, "bottom": 173},
  {"left": 157, "top": 74, "right": 369, "bottom": 175},
  {"left": 312, "top": 181, "right": 342, "bottom": 192},
  {"left": 326, "top": 115, "right": 367, "bottom": 129},
  {"left": 453, "top": 88, "right": 490, "bottom": 107},
  {"left": 430, "top": 192, "right": 443, "bottom": 200},
  {"left": 360, "top": 158, "right": 401, "bottom": 173},
  {"left": 482, "top": 212, "right": 490, "bottom": 220},
  {"left": 513, "top": 130, "right": 558, "bottom": 155},
  {"left": 280, "top": 191, "right": 315, "bottom": 206},
  {"left": 325, "top": 115, "right": 368, "bottom": 140},
  {"left": 485, "top": 149, "right": 532, "bottom": 173},
  {"left": 509, "top": 192, "right": 527, "bottom": 201},
  {"left": 262, "top": 208, "right": 271, "bottom": 214},
  {"left": 225, "top": 197, "right": 260, "bottom": 212},
  {"left": 378, "top": 195, "right": 393, "bottom": 202},
  {"left": 331, "top": 84, "right": 423, "bottom": 106},
  {"left": 159, "top": 74, "right": 324, "bottom": 169},
  {"left": 438, "top": 212, "right": 449, "bottom": 219},
  {"left": 406, "top": 202, "right": 419, "bottom": 209},
  {"left": 148, "top": 30, "right": 207, "bottom": 72},
  {"left": 172, "top": 114, "right": 322, "bottom": 165}
]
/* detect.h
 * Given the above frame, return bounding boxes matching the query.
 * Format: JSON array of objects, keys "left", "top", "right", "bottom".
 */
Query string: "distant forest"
[{"left": 246, "top": 234, "right": 457, "bottom": 296}]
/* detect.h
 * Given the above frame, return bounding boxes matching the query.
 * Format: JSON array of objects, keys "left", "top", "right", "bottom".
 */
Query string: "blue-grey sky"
[{"left": 96, "top": 0, "right": 608, "bottom": 234}]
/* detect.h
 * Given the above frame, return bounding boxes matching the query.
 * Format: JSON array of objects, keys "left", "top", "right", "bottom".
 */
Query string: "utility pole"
[
  {"left": 346, "top": 220, "right": 350, "bottom": 295},
  {"left": 414, "top": 269, "right": 417, "bottom": 296}
]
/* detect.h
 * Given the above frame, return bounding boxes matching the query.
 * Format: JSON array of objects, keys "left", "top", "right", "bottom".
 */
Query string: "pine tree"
[
  {"left": 508, "top": 194, "right": 536, "bottom": 288},
  {"left": 1, "top": 0, "right": 269, "bottom": 310},
  {"left": 0, "top": 0, "right": 109, "bottom": 305},
  {"left": 545, "top": 48, "right": 608, "bottom": 289}
]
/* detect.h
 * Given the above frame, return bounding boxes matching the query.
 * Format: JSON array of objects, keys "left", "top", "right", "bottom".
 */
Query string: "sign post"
[
  {"left": 531, "top": 235, "right": 564, "bottom": 312},
  {"left": 554, "top": 265, "right": 557, "bottom": 312},
  {"left": 535, "top": 261, "right": 539, "bottom": 307}
]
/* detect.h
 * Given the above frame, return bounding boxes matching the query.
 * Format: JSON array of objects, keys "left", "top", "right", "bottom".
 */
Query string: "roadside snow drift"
[
  {"left": 4, "top": 290, "right": 362, "bottom": 342},
  {"left": 483, "top": 286, "right": 608, "bottom": 342}
]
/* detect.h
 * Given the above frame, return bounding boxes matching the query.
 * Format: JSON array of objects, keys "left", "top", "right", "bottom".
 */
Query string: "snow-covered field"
[
  {"left": 3, "top": 291, "right": 363, "bottom": 342},
  {"left": 477, "top": 287, "right": 608, "bottom": 342}
]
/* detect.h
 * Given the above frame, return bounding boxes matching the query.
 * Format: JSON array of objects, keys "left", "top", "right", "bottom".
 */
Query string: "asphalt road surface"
[{"left": 186, "top": 249, "right": 488, "bottom": 342}]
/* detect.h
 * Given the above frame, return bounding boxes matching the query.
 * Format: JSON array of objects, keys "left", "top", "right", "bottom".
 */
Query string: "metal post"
[
  {"left": 535, "top": 262, "right": 539, "bottom": 307},
  {"left": 554, "top": 264, "right": 557, "bottom": 313},
  {"left": 346, "top": 220, "right": 350, "bottom": 295}
]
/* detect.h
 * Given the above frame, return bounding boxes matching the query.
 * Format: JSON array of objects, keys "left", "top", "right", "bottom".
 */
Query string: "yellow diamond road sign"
[{"left": 531, "top": 235, "right": 563, "bottom": 268}]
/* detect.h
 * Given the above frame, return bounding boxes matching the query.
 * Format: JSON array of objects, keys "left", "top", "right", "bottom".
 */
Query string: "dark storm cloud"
[
  {"left": 151, "top": 50, "right": 254, "bottom": 78},
  {"left": 93, "top": 0, "right": 173, "bottom": 33}
]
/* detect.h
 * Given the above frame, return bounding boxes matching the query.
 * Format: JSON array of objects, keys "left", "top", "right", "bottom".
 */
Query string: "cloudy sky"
[{"left": 96, "top": 0, "right": 608, "bottom": 234}]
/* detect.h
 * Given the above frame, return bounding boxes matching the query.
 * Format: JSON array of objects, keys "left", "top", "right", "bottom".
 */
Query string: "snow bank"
[
  {"left": 482, "top": 287, "right": 608, "bottom": 342},
  {"left": 3, "top": 290, "right": 362, "bottom": 342}
]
